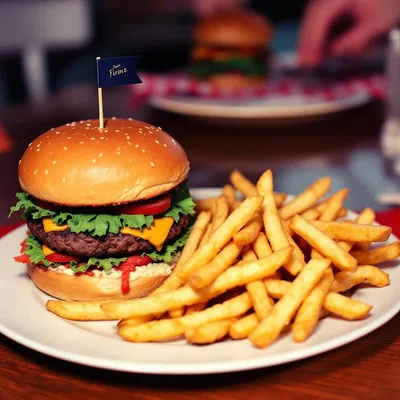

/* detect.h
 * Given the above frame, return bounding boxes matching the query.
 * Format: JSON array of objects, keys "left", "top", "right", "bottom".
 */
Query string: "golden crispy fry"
[
  {"left": 199, "top": 223, "right": 213, "bottom": 247},
  {"left": 185, "top": 302, "right": 207, "bottom": 315},
  {"left": 229, "top": 313, "right": 259, "bottom": 339},
  {"left": 257, "top": 170, "right": 305, "bottom": 275},
  {"left": 222, "top": 184, "right": 236, "bottom": 212},
  {"left": 242, "top": 249, "right": 274, "bottom": 319},
  {"left": 338, "top": 208, "right": 347, "bottom": 218},
  {"left": 154, "top": 211, "right": 212, "bottom": 295},
  {"left": 301, "top": 208, "right": 321, "bottom": 221},
  {"left": 264, "top": 279, "right": 372, "bottom": 320},
  {"left": 279, "top": 177, "right": 332, "bottom": 220},
  {"left": 322, "top": 292, "right": 372, "bottom": 320},
  {"left": 282, "top": 219, "right": 306, "bottom": 263},
  {"left": 350, "top": 242, "right": 400, "bottom": 265},
  {"left": 118, "top": 293, "right": 252, "bottom": 342},
  {"left": 251, "top": 232, "right": 281, "bottom": 280},
  {"left": 195, "top": 197, "right": 216, "bottom": 212},
  {"left": 230, "top": 169, "right": 258, "bottom": 196},
  {"left": 332, "top": 265, "right": 390, "bottom": 292},
  {"left": 234, "top": 212, "right": 263, "bottom": 246},
  {"left": 291, "top": 215, "right": 357, "bottom": 271},
  {"left": 46, "top": 300, "right": 117, "bottom": 321},
  {"left": 188, "top": 241, "right": 243, "bottom": 289},
  {"left": 274, "top": 192, "right": 287, "bottom": 208},
  {"left": 118, "top": 315, "right": 154, "bottom": 328},
  {"left": 319, "top": 189, "right": 349, "bottom": 221},
  {"left": 250, "top": 258, "right": 331, "bottom": 348},
  {"left": 210, "top": 196, "right": 229, "bottom": 235},
  {"left": 352, "top": 208, "right": 376, "bottom": 250},
  {"left": 185, "top": 318, "right": 237, "bottom": 344},
  {"left": 169, "top": 308, "right": 185, "bottom": 318},
  {"left": 177, "top": 196, "right": 263, "bottom": 282},
  {"left": 101, "top": 247, "right": 292, "bottom": 319},
  {"left": 292, "top": 268, "right": 334, "bottom": 342},
  {"left": 311, "top": 221, "right": 391, "bottom": 243}
]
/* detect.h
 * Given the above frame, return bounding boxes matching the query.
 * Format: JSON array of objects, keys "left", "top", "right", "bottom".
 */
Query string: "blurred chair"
[{"left": 0, "top": 0, "right": 92, "bottom": 101}]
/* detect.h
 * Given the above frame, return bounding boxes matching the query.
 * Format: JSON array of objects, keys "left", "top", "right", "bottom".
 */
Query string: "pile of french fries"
[{"left": 46, "top": 169, "right": 399, "bottom": 349}]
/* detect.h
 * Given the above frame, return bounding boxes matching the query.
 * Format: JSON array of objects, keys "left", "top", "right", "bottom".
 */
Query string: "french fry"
[
  {"left": 233, "top": 212, "right": 263, "bottom": 246},
  {"left": 332, "top": 265, "right": 390, "bottom": 293},
  {"left": 230, "top": 169, "right": 286, "bottom": 206},
  {"left": 350, "top": 242, "right": 400, "bottom": 265},
  {"left": 118, "top": 293, "right": 252, "bottom": 342},
  {"left": 185, "top": 318, "right": 237, "bottom": 344},
  {"left": 118, "top": 315, "right": 155, "bottom": 328},
  {"left": 154, "top": 211, "right": 212, "bottom": 296},
  {"left": 230, "top": 169, "right": 258, "bottom": 196},
  {"left": 311, "top": 221, "right": 391, "bottom": 243},
  {"left": 210, "top": 196, "right": 229, "bottom": 235},
  {"left": 292, "top": 268, "right": 334, "bottom": 342},
  {"left": 301, "top": 208, "right": 321, "bottom": 221},
  {"left": 282, "top": 220, "right": 306, "bottom": 263},
  {"left": 264, "top": 279, "right": 372, "bottom": 320},
  {"left": 188, "top": 241, "right": 243, "bottom": 289},
  {"left": 199, "top": 223, "right": 213, "bottom": 247},
  {"left": 101, "top": 247, "right": 292, "bottom": 319},
  {"left": 222, "top": 184, "right": 236, "bottom": 212},
  {"left": 169, "top": 308, "right": 185, "bottom": 318},
  {"left": 242, "top": 249, "right": 274, "bottom": 320},
  {"left": 279, "top": 177, "right": 332, "bottom": 220},
  {"left": 229, "top": 313, "right": 259, "bottom": 339},
  {"left": 46, "top": 300, "right": 117, "bottom": 321},
  {"left": 257, "top": 170, "right": 305, "bottom": 275},
  {"left": 195, "top": 197, "right": 216, "bottom": 212},
  {"left": 251, "top": 232, "right": 281, "bottom": 280},
  {"left": 352, "top": 208, "right": 376, "bottom": 250},
  {"left": 250, "top": 258, "right": 331, "bottom": 348},
  {"left": 338, "top": 207, "right": 347, "bottom": 218},
  {"left": 319, "top": 189, "right": 349, "bottom": 221},
  {"left": 291, "top": 215, "right": 357, "bottom": 271},
  {"left": 177, "top": 196, "right": 263, "bottom": 282},
  {"left": 185, "top": 302, "right": 207, "bottom": 315}
]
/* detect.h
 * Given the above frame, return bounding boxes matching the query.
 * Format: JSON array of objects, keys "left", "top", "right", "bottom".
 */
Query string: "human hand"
[
  {"left": 189, "top": 0, "right": 248, "bottom": 18},
  {"left": 298, "top": 0, "right": 400, "bottom": 66}
]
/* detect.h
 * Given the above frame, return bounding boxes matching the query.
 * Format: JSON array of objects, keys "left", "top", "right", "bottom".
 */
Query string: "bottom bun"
[
  {"left": 28, "top": 263, "right": 172, "bottom": 301},
  {"left": 207, "top": 74, "right": 265, "bottom": 89}
]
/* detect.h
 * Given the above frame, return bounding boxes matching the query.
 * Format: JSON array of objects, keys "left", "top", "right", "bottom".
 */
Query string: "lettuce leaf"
[{"left": 9, "top": 184, "right": 195, "bottom": 237}]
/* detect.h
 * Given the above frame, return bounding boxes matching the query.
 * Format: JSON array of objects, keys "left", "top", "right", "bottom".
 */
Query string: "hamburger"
[
  {"left": 190, "top": 10, "right": 273, "bottom": 88},
  {"left": 10, "top": 118, "right": 195, "bottom": 301}
]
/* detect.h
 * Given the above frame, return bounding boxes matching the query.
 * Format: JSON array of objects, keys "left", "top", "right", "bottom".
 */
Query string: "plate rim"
[{"left": 0, "top": 187, "right": 399, "bottom": 375}]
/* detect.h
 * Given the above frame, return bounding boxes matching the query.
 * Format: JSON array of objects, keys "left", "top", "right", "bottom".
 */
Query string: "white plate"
[
  {"left": 0, "top": 188, "right": 399, "bottom": 375},
  {"left": 149, "top": 53, "right": 372, "bottom": 123}
]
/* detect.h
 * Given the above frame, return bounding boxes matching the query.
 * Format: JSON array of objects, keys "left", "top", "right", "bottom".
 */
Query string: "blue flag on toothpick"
[{"left": 96, "top": 56, "right": 142, "bottom": 88}]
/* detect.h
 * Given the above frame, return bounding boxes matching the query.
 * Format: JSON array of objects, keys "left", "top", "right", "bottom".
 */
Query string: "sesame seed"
[
  {"left": 80, "top": 141, "right": 84, "bottom": 144},
  {"left": 37, "top": 144, "right": 40, "bottom": 148},
  {"left": 56, "top": 131, "right": 60, "bottom": 134},
  {"left": 112, "top": 117, "right": 116, "bottom": 120},
  {"left": 46, "top": 136, "right": 50, "bottom": 139},
  {"left": 64, "top": 146, "right": 68, "bottom": 150},
  {"left": 51, "top": 128, "right": 54, "bottom": 130},
  {"left": 116, "top": 151, "right": 121, "bottom": 155},
  {"left": 126, "top": 136, "right": 130, "bottom": 139},
  {"left": 128, "top": 142, "right": 132, "bottom": 145},
  {"left": 158, "top": 126, "right": 162, "bottom": 130},
  {"left": 67, "top": 136, "right": 71, "bottom": 139},
  {"left": 87, "top": 123, "right": 91, "bottom": 126},
  {"left": 135, "top": 144, "right": 139, "bottom": 148},
  {"left": 104, "top": 130, "right": 108, "bottom": 133},
  {"left": 28, "top": 143, "right": 32, "bottom": 147},
  {"left": 172, "top": 139, "right": 176, "bottom": 145},
  {"left": 52, "top": 160, "right": 57, "bottom": 165},
  {"left": 145, "top": 126, "right": 150, "bottom": 130},
  {"left": 44, "top": 170, "right": 48, "bottom": 175},
  {"left": 117, "top": 147, "right": 120, "bottom": 151},
  {"left": 85, "top": 127, "right": 90, "bottom": 130},
  {"left": 34, "top": 170, "right": 38, "bottom": 175},
  {"left": 100, "top": 137, "right": 104, "bottom": 140},
  {"left": 62, "top": 178, "right": 66, "bottom": 183},
  {"left": 37, "top": 148, "right": 40, "bottom": 152},
  {"left": 164, "top": 144, "right": 168, "bottom": 147},
  {"left": 92, "top": 159, "right": 96, "bottom": 163},
  {"left": 116, "top": 130, "right": 120, "bottom": 133},
  {"left": 66, "top": 123, "right": 71, "bottom": 126},
  {"left": 142, "top": 149, "right": 146, "bottom": 153},
  {"left": 129, "top": 118, "right": 133, "bottom": 121},
  {"left": 150, "top": 162, "right": 155, "bottom": 167},
  {"left": 90, "top": 138, "right": 95, "bottom": 140},
  {"left": 155, "top": 140, "right": 159, "bottom": 144},
  {"left": 18, "top": 160, "right": 21, "bottom": 165},
  {"left": 99, "top": 152, "right": 103, "bottom": 157}
]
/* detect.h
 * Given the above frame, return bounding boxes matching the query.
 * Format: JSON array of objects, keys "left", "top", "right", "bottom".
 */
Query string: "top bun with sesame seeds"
[{"left": 18, "top": 118, "right": 190, "bottom": 206}]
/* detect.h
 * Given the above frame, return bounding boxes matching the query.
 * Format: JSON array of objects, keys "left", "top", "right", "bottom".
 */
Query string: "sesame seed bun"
[
  {"left": 194, "top": 10, "right": 273, "bottom": 48},
  {"left": 18, "top": 118, "right": 190, "bottom": 206},
  {"left": 28, "top": 263, "right": 172, "bottom": 301}
]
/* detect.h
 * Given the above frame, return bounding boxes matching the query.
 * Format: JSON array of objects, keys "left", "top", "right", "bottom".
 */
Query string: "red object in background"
[
  {"left": 0, "top": 124, "right": 13, "bottom": 154},
  {"left": 375, "top": 209, "right": 400, "bottom": 237}
]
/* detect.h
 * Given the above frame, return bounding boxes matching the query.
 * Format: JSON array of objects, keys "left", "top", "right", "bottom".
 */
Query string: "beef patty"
[{"left": 28, "top": 215, "right": 190, "bottom": 258}]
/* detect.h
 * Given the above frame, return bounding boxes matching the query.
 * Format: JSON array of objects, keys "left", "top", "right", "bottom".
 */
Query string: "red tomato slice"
[
  {"left": 112, "top": 193, "right": 171, "bottom": 216},
  {"left": 46, "top": 253, "right": 81, "bottom": 263},
  {"left": 119, "top": 255, "right": 152, "bottom": 294},
  {"left": 20, "top": 239, "right": 28, "bottom": 253},
  {"left": 14, "top": 254, "right": 30, "bottom": 263}
]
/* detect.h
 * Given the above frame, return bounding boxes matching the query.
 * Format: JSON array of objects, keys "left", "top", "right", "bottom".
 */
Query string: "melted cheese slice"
[
  {"left": 120, "top": 217, "right": 174, "bottom": 251},
  {"left": 43, "top": 218, "right": 69, "bottom": 233},
  {"left": 42, "top": 244, "right": 56, "bottom": 256}
]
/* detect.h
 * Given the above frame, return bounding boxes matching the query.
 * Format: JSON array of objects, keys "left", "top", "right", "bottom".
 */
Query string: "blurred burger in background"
[{"left": 190, "top": 10, "right": 273, "bottom": 88}]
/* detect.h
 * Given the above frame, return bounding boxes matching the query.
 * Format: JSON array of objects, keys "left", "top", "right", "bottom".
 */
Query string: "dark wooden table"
[{"left": 0, "top": 84, "right": 398, "bottom": 399}]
